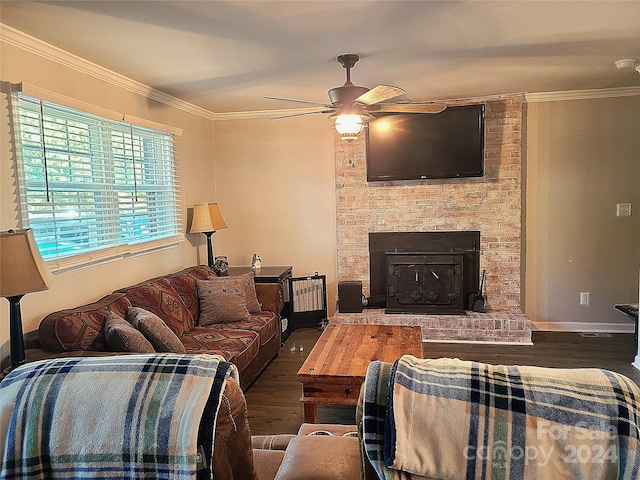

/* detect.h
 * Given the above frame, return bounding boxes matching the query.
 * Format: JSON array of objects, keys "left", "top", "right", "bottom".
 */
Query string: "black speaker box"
[{"left": 338, "top": 281, "right": 363, "bottom": 313}]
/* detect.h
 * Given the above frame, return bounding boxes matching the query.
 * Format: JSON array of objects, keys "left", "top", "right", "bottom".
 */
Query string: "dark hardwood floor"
[{"left": 245, "top": 327, "right": 640, "bottom": 436}]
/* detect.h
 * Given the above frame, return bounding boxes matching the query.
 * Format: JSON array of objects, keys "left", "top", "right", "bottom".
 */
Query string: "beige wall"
[
  {"left": 525, "top": 95, "right": 640, "bottom": 330},
  {"left": 0, "top": 41, "right": 217, "bottom": 362},
  {"left": 211, "top": 117, "right": 338, "bottom": 314}
]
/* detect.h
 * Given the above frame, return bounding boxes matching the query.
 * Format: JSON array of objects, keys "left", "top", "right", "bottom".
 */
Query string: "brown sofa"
[
  {"left": 30, "top": 265, "right": 284, "bottom": 390},
  {"left": 0, "top": 349, "right": 359, "bottom": 480}
]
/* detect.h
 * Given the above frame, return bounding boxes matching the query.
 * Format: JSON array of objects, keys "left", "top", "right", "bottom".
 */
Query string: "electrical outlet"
[
  {"left": 617, "top": 203, "right": 632, "bottom": 217},
  {"left": 580, "top": 292, "right": 591, "bottom": 306}
]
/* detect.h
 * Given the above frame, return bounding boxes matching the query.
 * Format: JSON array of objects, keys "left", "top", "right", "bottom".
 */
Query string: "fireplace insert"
[
  {"left": 369, "top": 231, "right": 480, "bottom": 314},
  {"left": 386, "top": 252, "right": 465, "bottom": 314}
]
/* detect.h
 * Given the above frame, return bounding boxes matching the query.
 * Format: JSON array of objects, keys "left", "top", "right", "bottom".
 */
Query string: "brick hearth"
[
  {"left": 334, "top": 95, "right": 531, "bottom": 343},
  {"left": 334, "top": 311, "right": 531, "bottom": 343}
]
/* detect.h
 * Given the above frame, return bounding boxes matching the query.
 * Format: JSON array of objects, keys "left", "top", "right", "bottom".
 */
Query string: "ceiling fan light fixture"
[
  {"left": 333, "top": 113, "right": 366, "bottom": 141},
  {"left": 266, "top": 53, "right": 447, "bottom": 129}
]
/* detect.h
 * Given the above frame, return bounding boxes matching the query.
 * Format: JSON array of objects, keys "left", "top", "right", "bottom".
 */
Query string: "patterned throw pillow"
[
  {"left": 235, "top": 272, "right": 262, "bottom": 314},
  {"left": 120, "top": 278, "right": 195, "bottom": 337},
  {"left": 127, "top": 307, "right": 186, "bottom": 353},
  {"left": 104, "top": 313, "right": 155, "bottom": 353},
  {"left": 197, "top": 278, "right": 251, "bottom": 325}
]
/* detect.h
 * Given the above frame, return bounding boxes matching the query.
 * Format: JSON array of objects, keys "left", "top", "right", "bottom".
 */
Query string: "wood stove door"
[
  {"left": 386, "top": 253, "right": 465, "bottom": 314},
  {"left": 393, "top": 262, "right": 428, "bottom": 305}
]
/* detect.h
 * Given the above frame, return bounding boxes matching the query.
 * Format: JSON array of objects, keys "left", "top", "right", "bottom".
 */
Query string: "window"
[{"left": 12, "top": 93, "right": 181, "bottom": 269}]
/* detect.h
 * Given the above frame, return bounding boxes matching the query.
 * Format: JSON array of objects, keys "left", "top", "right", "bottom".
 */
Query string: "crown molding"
[
  {"left": 525, "top": 86, "right": 640, "bottom": 103},
  {"left": 1, "top": 23, "right": 217, "bottom": 120},
  {"left": 212, "top": 107, "right": 325, "bottom": 121},
  {"left": 1, "top": 23, "right": 320, "bottom": 121},
  {"left": 4, "top": 23, "right": 638, "bottom": 120}
]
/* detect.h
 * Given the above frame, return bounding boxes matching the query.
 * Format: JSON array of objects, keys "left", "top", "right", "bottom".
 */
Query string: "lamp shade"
[
  {"left": 188, "top": 203, "right": 228, "bottom": 234},
  {"left": 189, "top": 204, "right": 215, "bottom": 233},
  {"left": 207, "top": 203, "right": 228, "bottom": 231},
  {"left": 0, "top": 229, "right": 53, "bottom": 298}
]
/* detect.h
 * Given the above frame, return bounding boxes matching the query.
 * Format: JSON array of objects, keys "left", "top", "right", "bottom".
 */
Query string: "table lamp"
[
  {"left": 1, "top": 229, "right": 53, "bottom": 369},
  {"left": 188, "top": 203, "right": 228, "bottom": 267}
]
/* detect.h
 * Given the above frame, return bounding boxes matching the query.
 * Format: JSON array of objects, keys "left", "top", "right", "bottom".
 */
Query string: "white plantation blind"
[{"left": 13, "top": 93, "right": 182, "bottom": 268}]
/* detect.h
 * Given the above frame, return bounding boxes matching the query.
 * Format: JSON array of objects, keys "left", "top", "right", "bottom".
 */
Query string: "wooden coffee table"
[{"left": 297, "top": 323, "right": 423, "bottom": 423}]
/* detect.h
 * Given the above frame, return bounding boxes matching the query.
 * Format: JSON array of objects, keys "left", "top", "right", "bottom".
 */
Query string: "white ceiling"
[{"left": 2, "top": 1, "right": 639, "bottom": 114}]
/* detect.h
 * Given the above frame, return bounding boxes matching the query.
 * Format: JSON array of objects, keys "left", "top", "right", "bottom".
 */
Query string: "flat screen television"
[{"left": 366, "top": 104, "right": 485, "bottom": 182}]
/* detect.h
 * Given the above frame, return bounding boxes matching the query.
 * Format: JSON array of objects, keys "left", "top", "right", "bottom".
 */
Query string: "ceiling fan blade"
[
  {"left": 372, "top": 103, "right": 447, "bottom": 114},
  {"left": 264, "top": 96, "right": 332, "bottom": 108},
  {"left": 354, "top": 84, "right": 406, "bottom": 106},
  {"left": 271, "top": 109, "right": 334, "bottom": 120}
]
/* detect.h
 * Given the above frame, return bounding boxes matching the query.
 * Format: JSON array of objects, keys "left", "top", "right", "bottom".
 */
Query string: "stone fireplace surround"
[{"left": 333, "top": 95, "right": 531, "bottom": 343}]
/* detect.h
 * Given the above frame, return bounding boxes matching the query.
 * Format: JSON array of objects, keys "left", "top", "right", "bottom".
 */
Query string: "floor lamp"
[
  {"left": 188, "top": 203, "right": 228, "bottom": 267},
  {"left": 1, "top": 229, "right": 53, "bottom": 369}
]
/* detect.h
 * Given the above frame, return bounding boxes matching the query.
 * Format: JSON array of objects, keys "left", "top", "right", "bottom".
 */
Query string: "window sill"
[{"left": 45, "top": 235, "right": 185, "bottom": 274}]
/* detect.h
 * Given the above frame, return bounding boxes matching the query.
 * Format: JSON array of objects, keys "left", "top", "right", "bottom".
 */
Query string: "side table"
[{"left": 615, "top": 304, "right": 639, "bottom": 340}]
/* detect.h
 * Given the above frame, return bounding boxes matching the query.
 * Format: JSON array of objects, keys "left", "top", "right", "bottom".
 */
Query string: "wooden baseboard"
[{"left": 532, "top": 321, "right": 635, "bottom": 333}]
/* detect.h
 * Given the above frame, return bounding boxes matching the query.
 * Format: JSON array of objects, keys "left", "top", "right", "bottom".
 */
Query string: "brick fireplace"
[{"left": 333, "top": 95, "right": 531, "bottom": 343}]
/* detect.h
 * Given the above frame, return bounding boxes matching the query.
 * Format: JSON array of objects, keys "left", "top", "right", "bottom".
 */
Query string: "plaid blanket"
[
  {"left": 361, "top": 359, "right": 398, "bottom": 480},
  {"left": 0, "top": 354, "right": 237, "bottom": 479},
  {"left": 363, "top": 355, "right": 640, "bottom": 480}
]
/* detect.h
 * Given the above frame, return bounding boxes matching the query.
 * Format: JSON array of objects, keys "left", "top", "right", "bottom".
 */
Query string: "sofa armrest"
[
  {"left": 24, "top": 330, "right": 43, "bottom": 350},
  {"left": 255, "top": 283, "right": 284, "bottom": 316},
  {"left": 213, "top": 378, "right": 260, "bottom": 480},
  {"left": 252, "top": 434, "right": 297, "bottom": 451},
  {"left": 251, "top": 426, "right": 361, "bottom": 480},
  {"left": 272, "top": 436, "right": 362, "bottom": 480}
]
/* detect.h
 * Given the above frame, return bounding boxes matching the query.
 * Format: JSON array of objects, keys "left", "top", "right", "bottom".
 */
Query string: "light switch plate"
[
  {"left": 617, "top": 203, "right": 632, "bottom": 217},
  {"left": 580, "top": 292, "right": 591, "bottom": 306}
]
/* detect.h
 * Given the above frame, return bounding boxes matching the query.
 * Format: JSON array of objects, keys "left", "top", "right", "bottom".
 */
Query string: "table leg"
[{"left": 303, "top": 402, "right": 317, "bottom": 423}]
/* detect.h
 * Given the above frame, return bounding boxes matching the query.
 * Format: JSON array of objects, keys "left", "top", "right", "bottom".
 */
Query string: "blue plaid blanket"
[
  {"left": 363, "top": 355, "right": 640, "bottom": 480},
  {"left": 0, "top": 354, "right": 237, "bottom": 479}
]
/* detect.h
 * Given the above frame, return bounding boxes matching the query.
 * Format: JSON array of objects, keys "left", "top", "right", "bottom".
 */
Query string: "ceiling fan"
[{"left": 265, "top": 54, "right": 447, "bottom": 140}]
